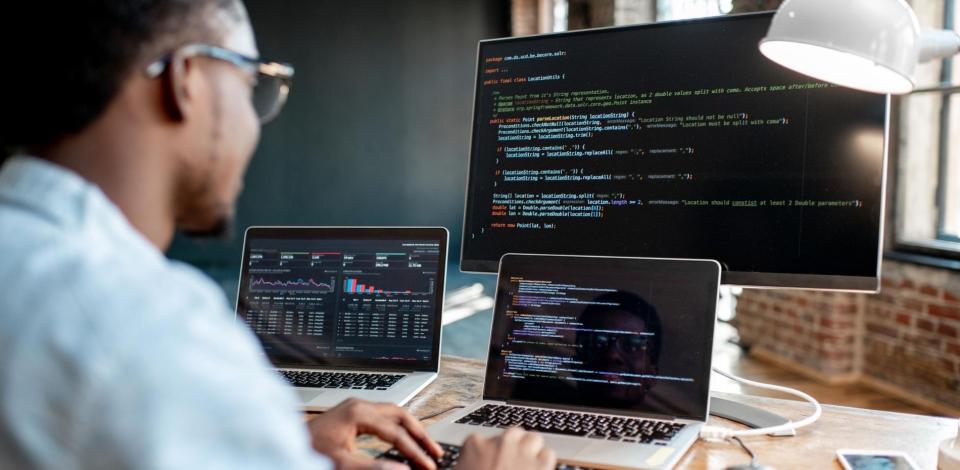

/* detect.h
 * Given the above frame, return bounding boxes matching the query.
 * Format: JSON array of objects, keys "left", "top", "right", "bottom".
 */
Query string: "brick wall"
[
  {"left": 735, "top": 260, "right": 960, "bottom": 411},
  {"left": 865, "top": 261, "right": 960, "bottom": 409},
  {"left": 735, "top": 290, "right": 861, "bottom": 378},
  {"left": 511, "top": 0, "right": 542, "bottom": 36},
  {"left": 510, "top": 0, "right": 654, "bottom": 35}
]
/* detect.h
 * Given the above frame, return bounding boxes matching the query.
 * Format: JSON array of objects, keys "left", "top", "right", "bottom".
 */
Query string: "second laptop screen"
[{"left": 484, "top": 255, "right": 717, "bottom": 421}]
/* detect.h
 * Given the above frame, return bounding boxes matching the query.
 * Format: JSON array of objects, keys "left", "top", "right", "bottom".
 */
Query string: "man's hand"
[
  {"left": 307, "top": 398, "right": 444, "bottom": 470},
  {"left": 454, "top": 427, "right": 556, "bottom": 470}
]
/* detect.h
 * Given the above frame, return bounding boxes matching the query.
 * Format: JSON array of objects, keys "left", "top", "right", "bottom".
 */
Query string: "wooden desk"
[{"left": 354, "top": 356, "right": 958, "bottom": 469}]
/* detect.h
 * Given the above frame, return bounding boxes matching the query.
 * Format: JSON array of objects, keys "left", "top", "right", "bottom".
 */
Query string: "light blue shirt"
[{"left": 0, "top": 156, "right": 331, "bottom": 469}]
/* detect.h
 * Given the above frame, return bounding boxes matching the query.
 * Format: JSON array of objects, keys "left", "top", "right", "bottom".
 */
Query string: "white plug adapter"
[{"left": 940, "top": 419, "right": 960, "bottom": 470}]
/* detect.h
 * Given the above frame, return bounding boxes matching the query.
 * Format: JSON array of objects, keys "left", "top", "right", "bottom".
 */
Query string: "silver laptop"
[
  {"left": 235, "top": 226, "right": 448, "bottom": 411},
  {"left": 428, "top": 254, "right": 720, "bottom": 470}
]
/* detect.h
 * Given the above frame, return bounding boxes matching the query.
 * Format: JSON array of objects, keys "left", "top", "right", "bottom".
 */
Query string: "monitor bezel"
[
  {"left": 236, "top": 226, "right": 449, "bottom": 372},
  {"left": 457, "top": 12, "right": 888, "bottom": 293}
]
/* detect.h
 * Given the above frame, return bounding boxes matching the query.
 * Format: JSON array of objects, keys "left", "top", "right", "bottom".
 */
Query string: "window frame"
[
  {"left": 935, "top": 0, "right": 959, "bottom": 244},
  {"left": 889, "top": 0, "right": 960, "bottom": 263}
]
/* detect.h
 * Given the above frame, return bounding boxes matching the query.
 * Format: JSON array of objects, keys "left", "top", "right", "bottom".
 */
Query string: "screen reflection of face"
[{"left": 576, "top": 309, "right": 659, "bottom": 405}]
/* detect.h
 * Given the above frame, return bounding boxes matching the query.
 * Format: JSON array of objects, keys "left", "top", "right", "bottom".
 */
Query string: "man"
[{"left": 0, "top": 1, "right": 556, "bottom": 469}]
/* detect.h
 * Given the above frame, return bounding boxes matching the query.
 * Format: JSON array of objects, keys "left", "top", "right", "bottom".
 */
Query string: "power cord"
[
  {"left": 700, "top": 367, "right": 822, "bottom": 440},
  {"left": 731, "top": 436, "right": 757, "bottom": 466},
  {"left": 417, "top": 405, "right": 466, "bottom": 421},
  {"left": 723, "top": 436, "right": 774, "bottom": 470}
]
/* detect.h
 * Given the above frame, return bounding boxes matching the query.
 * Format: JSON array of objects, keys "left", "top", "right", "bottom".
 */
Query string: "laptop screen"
[
  {"left": 483, "top": 254, "right": 719, "bottom": 421},
  {"left": 236, "top": 227, "right": 448, "bottom": 371}
]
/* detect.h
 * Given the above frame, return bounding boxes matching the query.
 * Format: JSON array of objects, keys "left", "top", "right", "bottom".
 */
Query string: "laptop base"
[
  {"left": 428, "top": 400, "right": 702, "bottom": 470},
  {"left": 292, "top": 371, "right": 437, "bottom": 411}
]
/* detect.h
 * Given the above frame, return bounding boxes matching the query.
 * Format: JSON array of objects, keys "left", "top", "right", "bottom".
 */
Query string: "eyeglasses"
[
  {"left": 145, "top": 44, "right": 295, "bottom": 124},
  {"left": 582, "top": 333, "right": 651, "bottom": 355}
]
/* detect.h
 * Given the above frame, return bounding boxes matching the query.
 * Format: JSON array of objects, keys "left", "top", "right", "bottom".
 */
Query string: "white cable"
[{"left": 699, "top": 367, "right": 822, "bottom": 441}]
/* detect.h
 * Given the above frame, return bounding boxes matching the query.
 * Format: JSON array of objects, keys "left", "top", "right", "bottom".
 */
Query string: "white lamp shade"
[{"left": 759, "top": 0, "right": 921, "bottom": 94}]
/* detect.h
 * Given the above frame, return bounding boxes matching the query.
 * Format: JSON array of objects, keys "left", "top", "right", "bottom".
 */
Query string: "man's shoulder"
[
  {"left": 0, "top": 220, "right": 268, "bottom": 417},
  {"left": 0, "top": 221, "right": 326, "bottom": 470},
  {"left": 6, "top": 231, "right": 221, "bottom": 306},
  {"left": 0, "top": 221, "right": 234, "bottom": 359}
]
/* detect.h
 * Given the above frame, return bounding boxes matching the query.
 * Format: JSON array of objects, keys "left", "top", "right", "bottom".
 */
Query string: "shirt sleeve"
[{"left": 72, "top": 273, "right": 332, "bottom": 470}]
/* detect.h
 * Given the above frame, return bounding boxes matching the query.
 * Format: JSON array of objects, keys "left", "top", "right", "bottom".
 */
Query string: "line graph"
[{"left": 250, "top": 276, "right": 336, "bottom": 293}]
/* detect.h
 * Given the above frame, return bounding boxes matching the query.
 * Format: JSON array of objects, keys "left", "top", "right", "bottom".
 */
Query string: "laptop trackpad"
[
  {"left": 577, "top": 442, "right": 671, "bottom": 467},
  {"left": 540, "top": 435, "right": 591, "bottom": 459},
  {"left": 296, "top": 389, "right": 324, "bottom": 403}
]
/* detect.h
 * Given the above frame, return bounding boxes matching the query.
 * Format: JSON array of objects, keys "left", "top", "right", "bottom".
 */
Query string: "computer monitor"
[{"left": 460, "top": 12, "right": 888, "bottom": 291}]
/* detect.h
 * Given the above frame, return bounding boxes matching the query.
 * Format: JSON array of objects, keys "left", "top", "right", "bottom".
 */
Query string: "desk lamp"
[{"left": 758, "top": 0, "right": 960, "bottom": 94}]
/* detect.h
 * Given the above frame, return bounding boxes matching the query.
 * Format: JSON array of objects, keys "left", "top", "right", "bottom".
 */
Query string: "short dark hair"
[
  {"left": 578, "top": 291, "right": 663, "bottom": 364},
  {"left": 1, "top": 0, "right": 243, "bottom": 156}
]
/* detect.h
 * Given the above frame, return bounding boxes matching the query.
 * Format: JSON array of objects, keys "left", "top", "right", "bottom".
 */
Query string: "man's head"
[{"left": 2, "top": 0, "right": 285, "bottom": 241}]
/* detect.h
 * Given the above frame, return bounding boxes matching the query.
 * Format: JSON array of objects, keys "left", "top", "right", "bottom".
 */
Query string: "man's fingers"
[
  {"left": 537, "top": 445, "right": 558, "bottom": 469},
  {"left": 374, "top": 461, "right": 412, "bottom": 470},
  {"left": 357, "top": 413, "right": 436, "bottom": 470},
  {"left": 461, "top": 433, "right": 486, "bottom": 452},
  {"left": 364, "top": 403, "right": 442, "bottom": 460},
  {"left": 330, "top": 450, "right": 410, "bottom": 470},
  {"left": 397, "top": 407, "right": 444, "bottom": 457},
  {"left": 500, "top": 426, "right": 526, "bottom": 445},
  {"left": 517, "top": 430, "right": 546, "bottom": 456},
  {"left": 387, "top": 424, "right": 437, "bottom": 470}
]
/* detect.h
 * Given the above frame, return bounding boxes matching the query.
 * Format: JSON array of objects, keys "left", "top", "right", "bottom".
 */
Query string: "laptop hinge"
[{"left": 276, "top": 365, "right": 417, "bottom": 374}]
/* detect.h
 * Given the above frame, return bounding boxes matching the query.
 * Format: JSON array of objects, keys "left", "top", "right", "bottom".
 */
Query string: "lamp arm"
[{"left": 919, "top": 28, "right": 960, "bottom": 62}]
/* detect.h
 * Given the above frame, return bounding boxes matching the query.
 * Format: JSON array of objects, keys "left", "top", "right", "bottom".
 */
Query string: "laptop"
[
  {"left": 235, "top": 226, "right": 448, "bottom": 411},
  {"left": 426, "top": 254, "right": 720, "bottom": 470}
]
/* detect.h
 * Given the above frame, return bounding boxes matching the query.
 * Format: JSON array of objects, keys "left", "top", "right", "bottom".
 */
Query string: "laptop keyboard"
[
  {"left": 380, "top": 443, "right": 599, "bottom": 470},
  {"left": 454, "top": 404, "right": 684, "bottom": 445},
  {"left": 279, "top": 370, "right": 404, "bottom": 390}
]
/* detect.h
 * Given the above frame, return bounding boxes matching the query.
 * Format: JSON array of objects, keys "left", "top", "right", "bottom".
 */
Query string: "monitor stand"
[
  {"left": 709, "top": 394, "right": 795, "bottom": 436},
  {"left": 710, "top": 287, "right": 794, "bottom": 436}
]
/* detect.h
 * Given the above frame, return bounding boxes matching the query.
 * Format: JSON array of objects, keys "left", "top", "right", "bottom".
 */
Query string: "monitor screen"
[
  {"left": 236, "top": 227, "right": 447, "bottom": 371},
  {"left": 483, "top": 254, "right": 719, "bottom": 421},
  {"left": 460, "top": 13, "right": 888, "bottom": 291}
]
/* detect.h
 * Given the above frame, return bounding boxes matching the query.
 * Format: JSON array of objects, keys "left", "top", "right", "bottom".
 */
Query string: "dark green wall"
[{"left": 168, "top": 0, "right": 510, "bottom": 285}]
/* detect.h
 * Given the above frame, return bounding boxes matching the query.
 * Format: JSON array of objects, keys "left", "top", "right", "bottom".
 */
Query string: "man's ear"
[{"left": 160, "top": 50, "right": 199, "bottom": 123}]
